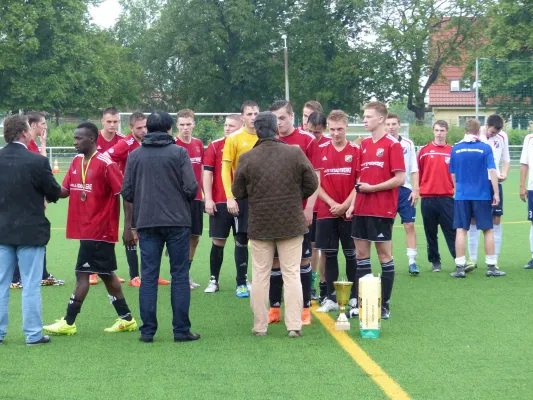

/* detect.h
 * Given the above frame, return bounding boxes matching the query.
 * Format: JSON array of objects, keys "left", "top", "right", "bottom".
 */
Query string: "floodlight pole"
[
  {"left": 475, "top": 57, "right": 479, "bottom": 119},
  {"left": 282, "top": 34, "right": 289, "bottom": 101}
]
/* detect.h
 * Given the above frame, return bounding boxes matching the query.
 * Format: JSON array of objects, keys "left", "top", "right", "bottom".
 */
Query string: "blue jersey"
[{"left": 449, "top": 140, "right": 496, "bottom": 200}]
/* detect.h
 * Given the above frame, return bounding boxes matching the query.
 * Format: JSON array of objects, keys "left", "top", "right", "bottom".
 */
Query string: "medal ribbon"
[{"left": 81, "top": 151, "right": 98, "bottom": 190}]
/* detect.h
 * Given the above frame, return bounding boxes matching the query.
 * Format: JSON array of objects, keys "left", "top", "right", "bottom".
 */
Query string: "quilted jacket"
[{"left": 232, "top": 138, "right": 318, "bottom": 240}]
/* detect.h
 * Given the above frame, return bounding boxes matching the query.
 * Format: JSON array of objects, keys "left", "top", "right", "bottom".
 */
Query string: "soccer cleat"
[
  {"left": 316, "top": 299, "right": 339, "bottom": 313},
  {"left": 268, "top": 307, "right": 281, "bottom": 324},
  {"left": 204, "top": 279, "right": 219, "bottom": 293},
  {"left": 41, "top": 274, "right": 64, "bottom": 286},
  {"left": 158, "top": 277, "right": 170, "bottom": 285},
  {"left": 302, "top": 308, "right": 312, "bottom": 326},
  {"left": 525, "top": 259, "right": 533, "bottom": 269},
  {"left": 346, "top": 298, "right": 359, "bottom": 318},
  {"left": 129, "top": 277, "right": 141, "bottom": 288},
  {"left": 104, "top": 318, "right": 138, "bottom": 333},
  {"left": 381, "top": 307, "right": 390, "bottom": 320},
  {"left": 450, "top": 265, "right": 466, "bottom": 278},
  {"left": 431, "top": 262, "right": 441, "bottom": 272},
  {"left": 465, "top": 260, "right": 477, "bottom": 272},
  {"left": 408, "top": 263, "right": 420, "bottom": 275},
  {"left": 189, "top": 278, "right": 200, "bottom": 290},
  {"left": 486, "top": 267, "right": 506, "bottom": 277},
  {"left": 310, "top": 288, "right": 319, "bottom": 300},
  {"left": 236, "top": 285, "right": 249, "bottom": 298},
  {"left": 89, "top": 274, "right": 98, "bottom": 285},
  {"left": 44, "top": 318, "right": 77, "bottom": 335},
  {"left": 10, "top": 280, "right": 22, "bottom": 289}
]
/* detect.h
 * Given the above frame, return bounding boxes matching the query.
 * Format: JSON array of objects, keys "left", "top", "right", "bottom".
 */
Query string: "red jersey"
[
  {"left": 317, "top": 141, "right": 359, "bottom": 220},
  {"left": 417, "top": 141, "right": 454, "bottom": 197},
  {"left": 313, "top": 135, "right": 332, "bottom": 212},
  {"left": 279, "top": 128, "right": 320, "bottom": 169},
  {"left": 62, "top": 153, "right": 123, "bottom": 242},
  {"left": 96, "top": 131, "right": 125, "bottom": 153},
  {"left": 203, "top": 137, "right": 227, "bottom": 204},
  {"left": 176, "top": 136, "right": 204, "bottom": 200},
  {"left": 106, "top": 134, "right": 140, "bottom": 173},
  {"left": 28, "top": 140, "right": 40, "bottom": 154},
  {"left": 354, "top": 134, "right": 405, "bottom": 218}
]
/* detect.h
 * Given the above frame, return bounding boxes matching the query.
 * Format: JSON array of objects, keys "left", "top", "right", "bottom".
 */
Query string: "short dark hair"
[
  {"left": 102, "top": 107, "right": 119, "bottom": 117},
  {"left": 25, "top": 111, "right": 45, "bottom": 126},
  {"left": 254, "top": 112, "right": 278, "bottom": 139},
  {"left": 146, "top": 111, "right": 173, "bottom": 133},
  {"left": 386, "top": 113, "right": 401, "bottom": 123},
  {"left": 433, "top": 120, "right": 449, "bottom": 130},
  {"left": 4, "top": 115, "right": 30, "bottom": 143},
  {"left": 76, "top": 122, "right": 99, "bottom": 141},
  {"left": 303, "top": 101, "right": 323, "bottom": 113},
  {"left": 307, "top": 111, "right": 327, "bottom": 129},
  {"left": 270, "top": 100, "right": 293, "bottom": 114},
  {"left": 129, "top": 112, "right": 147, "bottom": 126},
  {"left": 486, "top": 114, "right": 504, "bottom": 130},
  {"left": 240, "top": 101, "right": 259, "bottom": 114}
]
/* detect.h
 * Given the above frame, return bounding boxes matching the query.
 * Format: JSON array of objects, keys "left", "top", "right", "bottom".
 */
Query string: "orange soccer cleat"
[
  {"left": 89, "top": 274, "right": 98, "bottom": 285},
  {"left": 158, "top": 278, "right": 170, "bottom": 285},
  {"left": 302, "top": 308, "right": 312, "bottom": 326},
  {"left": 268, "top": 307, "right": 281, "bottom": 324},
  {"left": 129, "top": 277, "right": 141, "bottom": 288}
]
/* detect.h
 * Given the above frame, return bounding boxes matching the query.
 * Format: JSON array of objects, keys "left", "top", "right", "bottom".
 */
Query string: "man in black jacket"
[
  {"left": 0, "top": 114, "right": 61, "bottom": 346},
  {"left": 122, "top": 111, "right": 200, "bottom": 343}
]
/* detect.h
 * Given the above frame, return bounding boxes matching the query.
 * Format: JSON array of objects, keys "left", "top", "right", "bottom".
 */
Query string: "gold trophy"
[{"left": 333, "top": 279, "right": 353, "bottom": 331}]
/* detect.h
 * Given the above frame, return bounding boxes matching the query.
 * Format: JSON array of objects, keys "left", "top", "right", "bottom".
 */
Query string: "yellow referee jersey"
[{"left": 222, "top": 127, "right": 258, "bottom": 198}]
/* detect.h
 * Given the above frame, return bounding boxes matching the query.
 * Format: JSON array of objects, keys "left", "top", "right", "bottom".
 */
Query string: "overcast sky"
[{"left": 89, "top": 0, "right": 122, "bottom": 28}]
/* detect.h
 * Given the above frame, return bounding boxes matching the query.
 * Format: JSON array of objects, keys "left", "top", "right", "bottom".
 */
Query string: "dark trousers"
[
  {"left": 421, "top": 197, "right": 456, "bottom": 263},
  {"left": 137, "top": 226, "right": 191, "bottom": 338}
]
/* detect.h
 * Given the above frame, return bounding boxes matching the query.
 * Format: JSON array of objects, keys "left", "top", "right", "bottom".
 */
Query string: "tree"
[
  {"left": 0, "top": 0, "right": 142, "bottom": 122},
  {"left": 372, "top": 0, "right": 491, "bottom": 121},
  {"left": 476, "top": 0, "right": 533, "bottom": 126}
]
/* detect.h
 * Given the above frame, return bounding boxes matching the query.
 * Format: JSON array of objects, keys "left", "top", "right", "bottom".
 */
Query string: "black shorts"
[
  {"left": 75, "top": 240, "right": 117, "bottom": 275},
  {"left": 274, "top": 230, "right": 312, "bottom": 260},
  {"left": 315, "top": 218, "right": 354, "bottom": 251},
  {"left": 492, "top": 183, "right": 503, "bottom": 216},
  {"left": 236, "top": 199, "right": 249, "bottom": 233},
  {"left": 351, "top": 216, "right": 394, "bottom": 242},
  {"left": 190, "top": 200, "right": 204, "bottom": 236},
  {"left": 209, "top": 203, "right": 237, "bottom": 239},
  {"left": 310, "top": 212, "right": 318, "bottom": 243}
]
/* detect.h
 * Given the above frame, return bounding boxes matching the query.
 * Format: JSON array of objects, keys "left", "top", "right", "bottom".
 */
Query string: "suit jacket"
[{"left": 0, "top": 142, "right": 61, "bottom": 246}]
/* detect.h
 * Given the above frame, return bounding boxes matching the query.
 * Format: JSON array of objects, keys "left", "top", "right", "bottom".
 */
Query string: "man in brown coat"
[{"left": 232, "top": 112, "right": 318, "bottom": 337}]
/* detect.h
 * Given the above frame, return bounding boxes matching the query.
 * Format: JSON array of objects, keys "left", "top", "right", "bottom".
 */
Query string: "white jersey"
[
  {"left": 398, "top": 136, "right": 418, "bottom": 189},
  {"left": 480, "top": 129, "right": 510, "bottom": 176},
  {"left": 520, "top": 134, "right": 533, "bottom": 190}
]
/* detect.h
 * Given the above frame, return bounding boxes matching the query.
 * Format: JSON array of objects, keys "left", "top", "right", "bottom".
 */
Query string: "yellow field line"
[{"left": 311, "top": 305, "right": 411, "bottom": 400}]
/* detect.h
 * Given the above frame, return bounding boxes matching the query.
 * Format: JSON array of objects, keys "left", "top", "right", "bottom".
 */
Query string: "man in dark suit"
[{"left": 0, "top": 114, "right": 61, "bottom": 346}]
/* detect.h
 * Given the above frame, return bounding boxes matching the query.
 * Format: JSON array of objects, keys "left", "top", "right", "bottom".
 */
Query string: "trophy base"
[{"left": 335, "top": 321, "right": 351, "bottom": 331}]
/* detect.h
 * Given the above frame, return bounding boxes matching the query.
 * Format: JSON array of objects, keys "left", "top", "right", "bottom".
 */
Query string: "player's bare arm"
[
  {"left": 520, "top": 163, "right": 528, "bottom": 202},
  {"left": 203, "top": 170, "right": 217, "bottom": 216},
  {"left": 357, "top": 171, "right": 405, "bottom": 193},
  {"left": 408, "top": 171, "right": 420, "bottom": 207}
]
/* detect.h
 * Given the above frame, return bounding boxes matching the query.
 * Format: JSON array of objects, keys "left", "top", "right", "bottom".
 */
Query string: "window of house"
[
  {"left": 450, "top": 80, "right": 460, "bottom": 92},
  {"left": 458, "top": 116, "right": 486, "bottom": 127}
]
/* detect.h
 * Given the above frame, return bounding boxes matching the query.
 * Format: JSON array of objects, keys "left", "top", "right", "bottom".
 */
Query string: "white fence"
[{"left": 46, "top": 144, "right": 526, "bottom": 171}]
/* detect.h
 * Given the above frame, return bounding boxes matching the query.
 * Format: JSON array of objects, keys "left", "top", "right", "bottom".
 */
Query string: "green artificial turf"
[{"left": 1, "top": 170, "right": 531, "bottom": 399}]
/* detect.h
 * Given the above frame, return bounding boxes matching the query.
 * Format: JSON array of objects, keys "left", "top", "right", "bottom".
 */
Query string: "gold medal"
[{"left": 80, "top": 151, "right": 98, "bottom": 203}]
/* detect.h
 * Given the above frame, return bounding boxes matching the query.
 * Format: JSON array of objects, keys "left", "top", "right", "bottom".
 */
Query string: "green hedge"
[
  {"left": 46, "top": 123, "right": 79, "bottom": 147},
  {"left": 408, "top": 125, "right": 530, "bottom": 146}
]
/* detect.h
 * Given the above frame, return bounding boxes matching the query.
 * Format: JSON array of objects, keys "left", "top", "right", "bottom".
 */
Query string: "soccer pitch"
[{"left": 2, "top": 169, "right": 532, "bottom": 400}]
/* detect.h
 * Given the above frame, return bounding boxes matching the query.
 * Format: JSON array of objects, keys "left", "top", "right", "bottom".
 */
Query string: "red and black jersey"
[
  {"left": 203, "top": 137, "right": 227, "bottom": 204},
  {"left": 354, "top": 134, "right": 405, "bottom": 219},
  {"left": 317, "top": 141, "right": 359, "bottom": 220},
  {"left": 96, "top": 131, "right": 125, "bottom": 153},
  {"left": 62, "top": 153, "right": 123, "bottom": 242},
  {"left": 106, "top": 134, "right": 140, "bottom": 173},
  {"left": 176, "top": 136, "right": 204, "bottom": 200}
]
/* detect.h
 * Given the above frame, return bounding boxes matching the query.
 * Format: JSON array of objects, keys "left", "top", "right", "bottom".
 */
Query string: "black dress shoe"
[
  {"left": 139, "top": 336, "right": 153, "bottom": 343},
  {"left": 174, "top": 332, "right": 200, "bottom": 342},
  {"left": 27, "top": 335, "right": 51, "bottom": 346}
]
